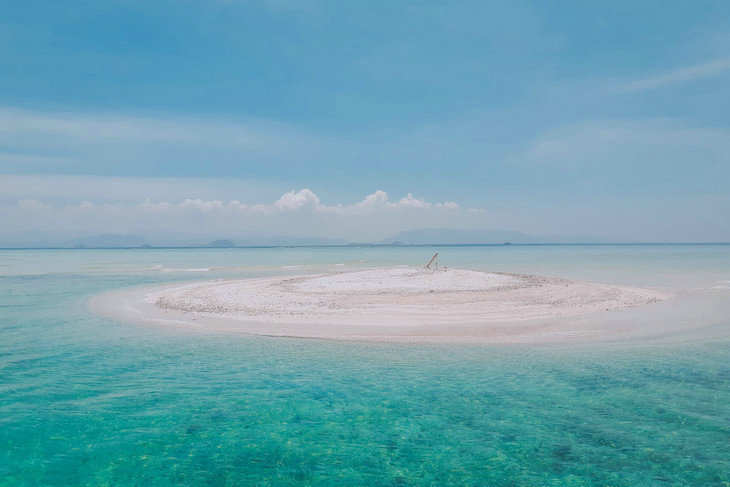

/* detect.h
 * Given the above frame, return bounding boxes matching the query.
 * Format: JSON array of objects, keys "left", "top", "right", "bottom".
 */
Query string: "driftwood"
[{"left": 425, "top": 253, "right": 438, "bottom": 269}]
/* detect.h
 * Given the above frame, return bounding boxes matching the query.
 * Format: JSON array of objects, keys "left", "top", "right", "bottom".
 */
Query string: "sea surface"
[{"left": 1, "top": 245, "right": 729, "bottom": 485}]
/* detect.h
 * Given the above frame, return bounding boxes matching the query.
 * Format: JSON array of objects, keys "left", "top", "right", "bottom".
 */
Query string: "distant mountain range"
[
  {"left": 204, "top": 239, "right": 236, "bottom": 248},
  {"left": 1, "top": 234, "right": 152, "bottom": 249},
  {"left": 0, "top": 229, "right": 623, "bottom": 248},
  {"left": 65, "top": 234, "right": 150, "bottom": 248},
  {"left": 0, "top": 233, "right": 347, "bottom": 248}
]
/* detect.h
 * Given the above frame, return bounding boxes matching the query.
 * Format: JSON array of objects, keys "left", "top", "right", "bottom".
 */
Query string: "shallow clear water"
[{"left": 1, "top": 246, "right": 729, "bottom": 485}]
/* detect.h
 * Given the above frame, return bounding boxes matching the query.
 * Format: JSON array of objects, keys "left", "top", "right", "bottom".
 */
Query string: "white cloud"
[
  {"left": 77, "top": 201, "right": 95, "bottom": 211},
  {"left": 607, "top": 57, "right": 730, "bottom": 94},
  {"left": 320, "top": 190, "right": 447, "bottom": 215},
  {"left": 17, "top": 199, "right": 51, "bottom": 211},
  {"left": 354, "top": 190, "right": 389, "bottom": 210},
  {"left": 273, "top": 189, "right": 321, "bottom": 211},
  {"left": 395, "top": 193, "right": 430, "bottom": 209}
]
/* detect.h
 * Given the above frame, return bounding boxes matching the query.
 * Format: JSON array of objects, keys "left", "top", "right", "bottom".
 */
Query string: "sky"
[{"left": 1, "top": 0, "right": 729, "bottom": 244}]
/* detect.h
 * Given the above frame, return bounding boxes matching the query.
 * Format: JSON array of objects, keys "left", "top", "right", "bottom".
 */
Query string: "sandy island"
[{"left": 90, "top": 267, "right": 677, "bottom": 343}]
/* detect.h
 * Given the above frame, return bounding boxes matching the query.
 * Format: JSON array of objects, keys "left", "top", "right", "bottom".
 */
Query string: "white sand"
[{"left": 90, "top": 267, "right": 677, "bottom": 343}]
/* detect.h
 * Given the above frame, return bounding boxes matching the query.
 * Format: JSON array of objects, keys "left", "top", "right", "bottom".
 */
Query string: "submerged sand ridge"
[{"left": 87, "top": 266, "right": 676, "bottom": 342}]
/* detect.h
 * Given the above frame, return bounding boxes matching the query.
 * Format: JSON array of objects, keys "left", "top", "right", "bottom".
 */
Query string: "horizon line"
[{"left": 1, "top": 242, "right": 729, "bottom": 250}]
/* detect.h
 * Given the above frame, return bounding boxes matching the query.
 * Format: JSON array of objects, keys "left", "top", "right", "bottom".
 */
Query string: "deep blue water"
[{"left": 1, "top": 246, "right": 729, "bottom": 485}]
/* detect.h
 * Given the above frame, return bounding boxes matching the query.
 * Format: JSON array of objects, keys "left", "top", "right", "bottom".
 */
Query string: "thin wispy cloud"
[
  {"left": 524, "top": 119, "right": 730, "bottom": 164},
  {"left": 607, "top": 57, "right": 730, "bottom": 94},
  {"left": 519, "top": 119, "right": 730, "bottom": 194},
  {"left": 0, "top": 106, "right": 343, "bottom": 172}
]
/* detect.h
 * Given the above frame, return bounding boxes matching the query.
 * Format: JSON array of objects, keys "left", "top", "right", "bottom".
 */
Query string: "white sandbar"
[{"left": 90, "top": 267, "right": 678, "bottom": 343}]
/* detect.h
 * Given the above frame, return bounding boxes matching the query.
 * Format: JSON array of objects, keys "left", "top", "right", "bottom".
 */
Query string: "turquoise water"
[{"left": 1, "top": 246, "right": 729, "bottom": 485}]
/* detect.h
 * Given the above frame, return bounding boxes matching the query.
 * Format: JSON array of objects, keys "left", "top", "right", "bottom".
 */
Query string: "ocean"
[{"left": 1, "top": 245, "right": 729, "bottom": 485}]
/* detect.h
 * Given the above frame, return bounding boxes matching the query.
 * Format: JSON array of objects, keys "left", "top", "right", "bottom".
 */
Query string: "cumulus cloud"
[
  {"left": 17, "top": 199, "right": 51, "bottom": 212},
  {"left": 273, "top": 189, "right": 321, "bottom": 211}
]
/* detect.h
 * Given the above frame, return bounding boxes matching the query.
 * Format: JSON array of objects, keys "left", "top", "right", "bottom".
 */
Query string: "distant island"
[
  {"left": 205, "top": 240, "right": 236, "bottom": 248},
  {"left": 67, "top": 234, "right": 149, "bottom": 248}
]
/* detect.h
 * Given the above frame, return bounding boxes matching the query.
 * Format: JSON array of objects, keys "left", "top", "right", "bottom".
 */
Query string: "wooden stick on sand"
[{"left": 425, "top": 253, "right": 438, "bottom": 269}]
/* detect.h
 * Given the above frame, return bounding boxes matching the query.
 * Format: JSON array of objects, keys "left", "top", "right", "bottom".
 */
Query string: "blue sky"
[{"left": 1, "top": 1, "right": 729, "bottom": 242}]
